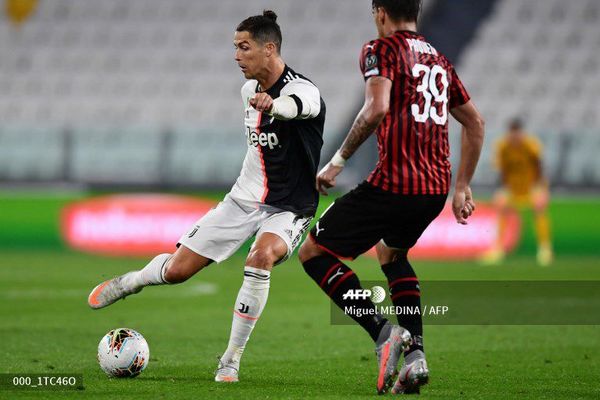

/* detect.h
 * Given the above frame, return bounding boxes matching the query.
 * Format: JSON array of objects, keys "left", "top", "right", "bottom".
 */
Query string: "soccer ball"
[{"left": 97, "top": 328, "right": 149, "bottom": 378}]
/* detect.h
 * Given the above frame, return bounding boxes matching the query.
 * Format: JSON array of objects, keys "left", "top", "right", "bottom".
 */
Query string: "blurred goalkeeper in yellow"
[{"left": 482, "top": 118, "right": 553, "bottom": 266}]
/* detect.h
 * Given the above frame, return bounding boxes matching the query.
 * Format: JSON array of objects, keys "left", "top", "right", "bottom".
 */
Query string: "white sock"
[
  {"left": 120, "top": 253, "right": 172, "bottom": 290},
  {"left": 221, "top": 266, "right": 271, "bottom": 367}
]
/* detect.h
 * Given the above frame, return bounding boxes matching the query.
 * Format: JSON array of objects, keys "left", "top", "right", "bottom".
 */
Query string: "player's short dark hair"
[
  {"left": 372, "top": 0, "right": 422, "bottom": 22},
  {"left": 509, "top": 118, "right": 523, "bottom": 130},
  {"left": 236, "top": 10, "right": 282, "bottom": 53}
]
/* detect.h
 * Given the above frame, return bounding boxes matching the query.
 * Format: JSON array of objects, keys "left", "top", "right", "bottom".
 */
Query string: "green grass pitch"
[
  {"left": 1, "top": 250, "right": 599, "bottom": 399},
  {"left": 1, "top": 193, "right": 599, "bottom": 398}
]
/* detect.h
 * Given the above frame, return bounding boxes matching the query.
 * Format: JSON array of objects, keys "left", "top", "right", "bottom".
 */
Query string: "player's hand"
[
  {"left": 250, "top": 93, "right": 274, "bottom": 113},
  {"left": 316, "top": 163, "right": 343, "bottom": 196},
  {"left": 452, "top": 185, "right": 475, "bottom": 225}
]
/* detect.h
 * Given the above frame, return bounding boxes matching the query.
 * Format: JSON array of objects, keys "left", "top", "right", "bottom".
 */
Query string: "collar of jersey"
[
  {"left": 256, "top": 64, "right": 290, "bottom": 94},
  {"left": 394, "top": 29, "right": 419, "bottom": 35}
]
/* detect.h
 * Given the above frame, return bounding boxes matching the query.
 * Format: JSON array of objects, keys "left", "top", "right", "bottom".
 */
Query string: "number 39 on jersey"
[{"left": 411, "top": 63, "right": 449, "bottom": 125}]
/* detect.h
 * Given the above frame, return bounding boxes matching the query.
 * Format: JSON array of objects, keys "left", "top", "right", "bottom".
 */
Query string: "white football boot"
[
  {"left": 375, "top": 323, "right": 412, "bottom": 394},
  {"left": 215, "top": 357, "right": 239, "bottom": 383},
  {"left": 88, "top": 273, "right": 142, "bottom": 309},
  {"left": 391, "top": 350, "right": 429, "bottom": 394}
]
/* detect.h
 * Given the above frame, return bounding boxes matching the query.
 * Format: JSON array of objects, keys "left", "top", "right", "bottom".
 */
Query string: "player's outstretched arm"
[
  {"left": 250, "top": 80, "right": 321, "bottom": 121},
  {"left": 316, "top": 76, "right": 392, "bottom": 195},
  {"left": 450, "top": 100, "right": 485, "bottom": 224}
]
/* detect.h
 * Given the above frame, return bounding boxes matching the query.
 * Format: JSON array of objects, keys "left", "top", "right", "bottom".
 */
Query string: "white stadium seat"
[
  {"left": 456, "top": 0, "right": 600, "bottom": 186},
  {"left": 1, "top": 0, "right": 595, "bottom": 186}
]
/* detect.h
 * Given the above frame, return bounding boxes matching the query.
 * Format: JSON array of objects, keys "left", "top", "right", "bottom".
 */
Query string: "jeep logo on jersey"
[{"left": 248, "top": 131, "right": 279, "bottom": 150}]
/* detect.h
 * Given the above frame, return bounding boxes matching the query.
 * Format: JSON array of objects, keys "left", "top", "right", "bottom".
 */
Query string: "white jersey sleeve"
[
  {"left": 280, "top": 79, "right": 321, "bottom": 120},
  {"left": 241, "top": 80, "right": 257, "bottom": 108},
  {"left": 230, "top": 65, "right": 324, "bottom": 215}
]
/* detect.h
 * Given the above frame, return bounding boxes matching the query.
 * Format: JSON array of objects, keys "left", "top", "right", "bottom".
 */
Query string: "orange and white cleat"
[
  {"left": 375, "top": 323, "right": 412, "bottom": 394},
  {"left": 391, "top": 351, "right": 429, "bottom": 394},
  {"left": 214, "top": 357, "right": 239, "bottom": 383},
  {"left": 88, "top": 273, "right": 142, "bottom": 309}
]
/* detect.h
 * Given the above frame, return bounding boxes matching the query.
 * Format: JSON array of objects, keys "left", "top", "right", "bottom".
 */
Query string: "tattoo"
[{"left": 339, "top": 113, "right": 380, "bottom": 160}]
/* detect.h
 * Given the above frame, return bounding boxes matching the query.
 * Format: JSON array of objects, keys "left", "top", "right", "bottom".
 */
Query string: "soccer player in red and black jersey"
[{"left": 298, "top": 0, "right": 484, "bottom": 394}]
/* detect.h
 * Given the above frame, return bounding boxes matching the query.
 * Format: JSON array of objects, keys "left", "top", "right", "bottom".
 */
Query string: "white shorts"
[{"left": 178, "top": 195, "right": 311, "bottom": 264}]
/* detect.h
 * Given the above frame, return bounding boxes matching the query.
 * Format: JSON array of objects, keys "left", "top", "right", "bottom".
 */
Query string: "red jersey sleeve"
[
  {"left": 448, "top": 65, "right": 470, "bottom": 109},
  {"left": 359, "top": 40, "right": 396, "bottom": 81}
]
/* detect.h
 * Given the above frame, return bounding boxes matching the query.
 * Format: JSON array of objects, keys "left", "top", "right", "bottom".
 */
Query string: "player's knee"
[
  {"left": 393, "top": 248, "right": 409, "bottom": 262},
  {"left": 533, "top": 201, "right": 547, "bottom": 214},
  {"left": 246, "top": 247, "right": 279, "bottom": 269},
  {"left": 377, "top": 243, "right": 409, "bottom": 264},
  {"left": 298, "top": 241, "right": 310, "bottom": 263},
  {"left": 535, "top": 208, "right": 548, "bottom": 220},
  {"left": 298, "top": 239, "right": 321, "bottom": 264}
]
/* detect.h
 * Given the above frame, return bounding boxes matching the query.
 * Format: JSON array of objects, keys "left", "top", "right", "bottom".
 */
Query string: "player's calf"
[
  {"left": 88, "top": 248, "right": 211, "bottom": 309},
  {"left": 301, "top": 247, "right": 412, "bottom": 394},
  {"left": 301, "top": 249, "right": 388, "bottom": 342},
  {"left": 88, "top": 253, "right": 172, "bottom": 309},
  {"left": 217, "top": 233, "right": 284, "bottom": 382},
  {"left": 163, "top": 246, "right": 212, "bottom": 283},
  {"left": 380, "top": 254, "right": 425, "bottom": 356}
]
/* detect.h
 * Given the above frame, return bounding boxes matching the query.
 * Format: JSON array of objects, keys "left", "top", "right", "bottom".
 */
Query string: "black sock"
[
  {"left": 303, "top": 254, "right": 387, "bottom": 342},
  {"left": 381, "top": 255, "right": 424, "bottom": 355}
]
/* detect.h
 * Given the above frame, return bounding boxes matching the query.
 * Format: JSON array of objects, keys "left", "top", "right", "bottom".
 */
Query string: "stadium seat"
[
  {"left": 457, "top": 0, "right": 600, "bottom": 186},
  {"left": 1, "top": 0, "right": 594, "bottom": 188},
  {"left": 0, "top": 125, "right": 65, "bottom": 180},
  {"left": 0, "top": 0, "right": 393, "bottom": 184}
]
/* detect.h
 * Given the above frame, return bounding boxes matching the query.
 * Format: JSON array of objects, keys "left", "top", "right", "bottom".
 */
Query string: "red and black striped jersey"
[{"left": 359, "top": 30, "right": 470, "bottom": 195}]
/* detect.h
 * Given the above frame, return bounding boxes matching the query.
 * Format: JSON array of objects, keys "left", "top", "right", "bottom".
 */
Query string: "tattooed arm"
[
  {"left": 339, "top": 77, "right": 391, "bottom": 159},
  {"left": 316, "top": 76, "right": 392, "bottom": 195}
]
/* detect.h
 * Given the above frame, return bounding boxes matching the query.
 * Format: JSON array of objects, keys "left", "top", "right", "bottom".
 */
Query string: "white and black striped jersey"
[{"left": 229, "top": 65, "right": 326, "bottom": 216}]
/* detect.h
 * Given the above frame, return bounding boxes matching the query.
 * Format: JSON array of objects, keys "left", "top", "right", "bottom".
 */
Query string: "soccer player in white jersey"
[{"left": 87, "top": 10, "right": 325, "bottom": 383}]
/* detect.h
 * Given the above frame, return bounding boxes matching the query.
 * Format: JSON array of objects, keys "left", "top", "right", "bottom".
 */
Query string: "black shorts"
[{"left": 309, "top": 181, "right": 447, "bottom": 259}]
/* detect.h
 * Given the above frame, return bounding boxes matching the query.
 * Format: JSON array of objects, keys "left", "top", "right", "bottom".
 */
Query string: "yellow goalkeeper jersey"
[{"left": 495, "top": 134, "right": 542, "bottom": 196}]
